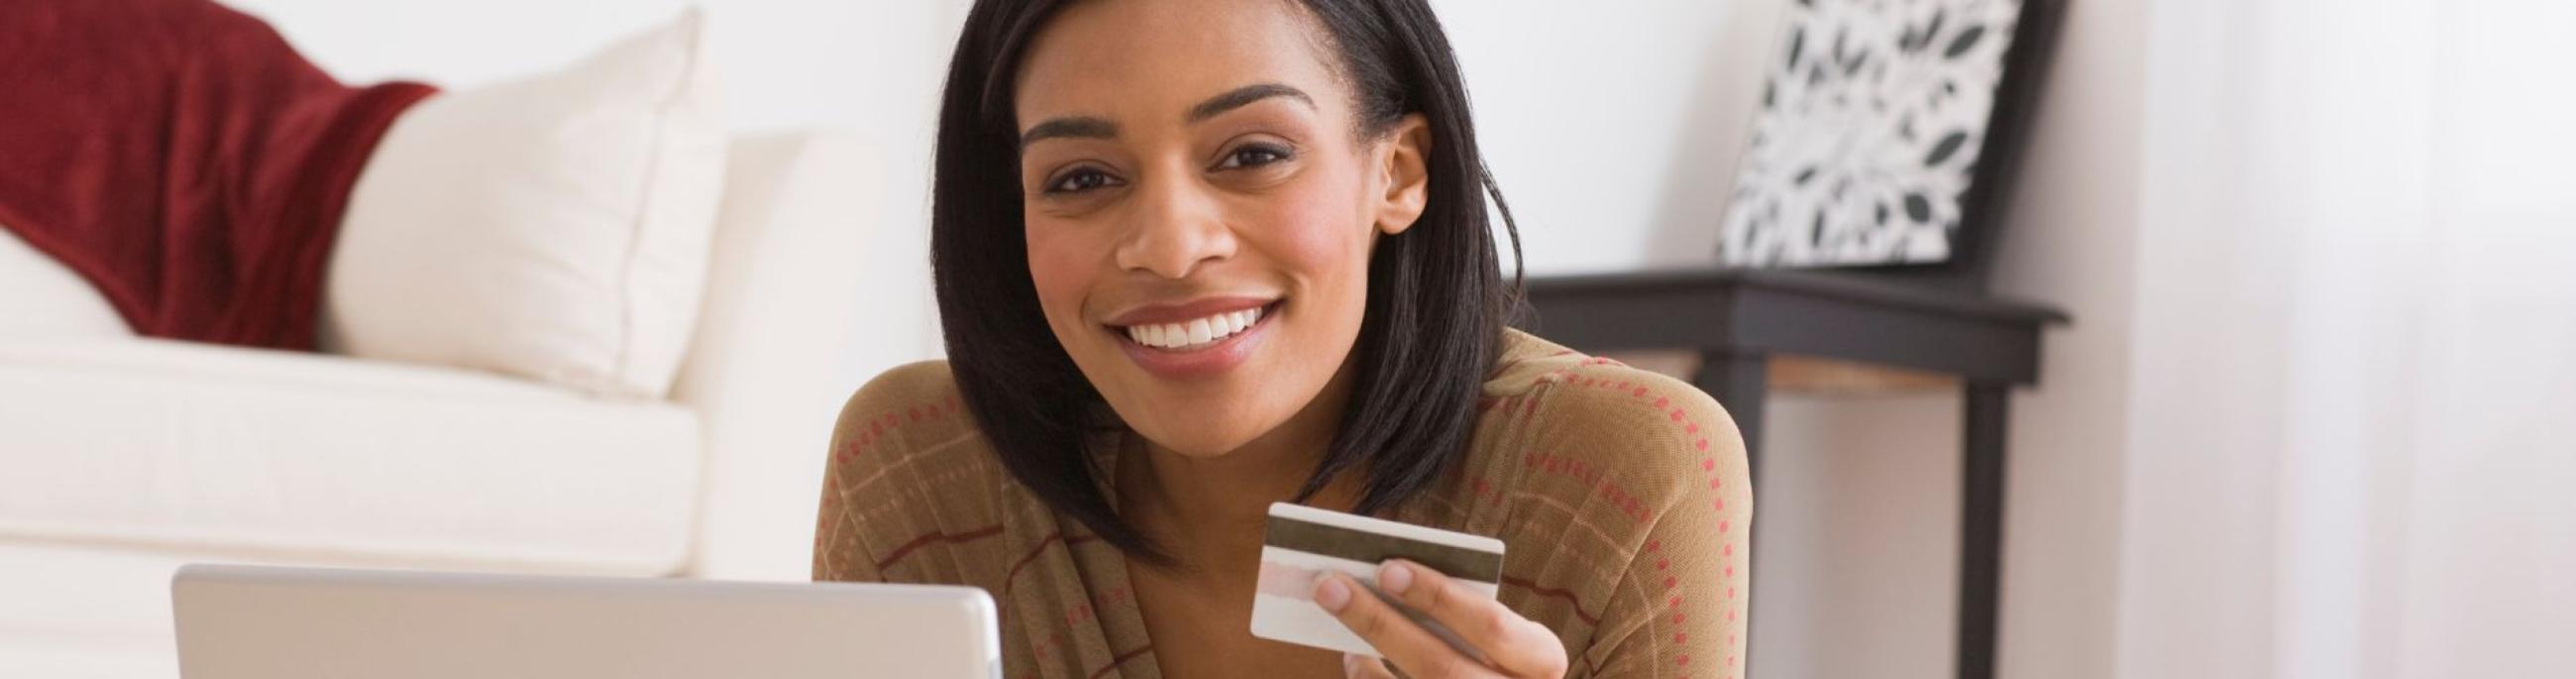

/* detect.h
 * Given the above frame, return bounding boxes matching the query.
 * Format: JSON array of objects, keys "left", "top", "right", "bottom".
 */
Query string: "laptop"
[{"left": 172, "top": 564, "right": 1001, "bottom": 679}]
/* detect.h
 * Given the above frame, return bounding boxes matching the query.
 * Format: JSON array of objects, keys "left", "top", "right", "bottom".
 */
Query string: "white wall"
[
  {"left": 1432, "top": 0, "right": 1788, "bottom": 276},
  {"left": 2394, "top": 5, "right": 2576, "bottom": 673},
  {"left": 1976, "top": 1, "right": 2142, "bottom": 677},
  {"left": 2122, "top": 1, "right": 2576, "bottom": 677}
]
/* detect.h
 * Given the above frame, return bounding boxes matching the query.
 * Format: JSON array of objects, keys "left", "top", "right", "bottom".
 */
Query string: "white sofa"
[{"left": 0, "top": 130, "right": 881, "bottom": 677}]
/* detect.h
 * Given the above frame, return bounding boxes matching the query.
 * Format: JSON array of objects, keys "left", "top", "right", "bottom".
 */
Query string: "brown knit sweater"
[{"left": 813, "top": 330, "right": 1752, "bottom": 678}]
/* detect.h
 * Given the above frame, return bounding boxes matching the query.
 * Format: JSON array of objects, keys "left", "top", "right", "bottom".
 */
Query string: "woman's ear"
[{"left": 1373, "top": 114, "right": 1433, "bottom": 236}]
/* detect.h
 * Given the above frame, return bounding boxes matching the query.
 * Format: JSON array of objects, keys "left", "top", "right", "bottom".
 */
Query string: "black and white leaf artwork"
[{"left": 1720, "top": 0, "right": 2023, "bottom": 268}]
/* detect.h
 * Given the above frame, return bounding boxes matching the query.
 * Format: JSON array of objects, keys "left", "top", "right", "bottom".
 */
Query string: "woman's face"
[{"left": 1015, "top": 0, "right": 1430, "bottom": 457}]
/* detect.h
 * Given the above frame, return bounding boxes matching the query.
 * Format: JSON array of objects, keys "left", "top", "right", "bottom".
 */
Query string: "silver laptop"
[{"left": 172, "top": 564, "right": 1001, "bottom": 678}]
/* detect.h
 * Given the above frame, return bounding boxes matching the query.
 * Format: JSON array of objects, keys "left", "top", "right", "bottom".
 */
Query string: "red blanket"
[{"left": 0, "top": 0, "right": 434, "bottom": 350}]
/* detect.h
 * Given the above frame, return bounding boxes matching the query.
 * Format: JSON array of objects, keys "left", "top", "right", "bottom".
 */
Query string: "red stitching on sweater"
[
  {"left": 1088, "top": 645, "right": 1153, "bottom": 679},
  {"left": 1522, "top": 451, "right": 1649, "bottom": 522},
  {"left": 874, "top": 524, "right": 1005, "bottom": 571},
  {"left": 1501, "top": 575, "right": 1600, "bottom": 626},
  {"left": 999, "top": 531, "right": 1067, "bottom": 600},
  {"left": 838, "top": 397, "right": 969, "bottom": 465}
]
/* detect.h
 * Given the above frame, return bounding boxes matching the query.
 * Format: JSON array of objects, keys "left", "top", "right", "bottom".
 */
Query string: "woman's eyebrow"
[
  {"left": 1020, "top": 117, "right": 1118, "bottom": 152},
  {"left": 1186, "top": 83, "right": 1314, "bottom": 124},
  {"left": 1019, "top": 84, "right": 1312, "bottom": 152}
]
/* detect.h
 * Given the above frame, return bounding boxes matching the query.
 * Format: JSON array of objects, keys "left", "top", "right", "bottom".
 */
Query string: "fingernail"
[
  {"left": 1379, "top": 561, "right": 1413, "bottom": 595},
  {"left": 1314, "top": 575, "right": 1352, "bottom": 612}
]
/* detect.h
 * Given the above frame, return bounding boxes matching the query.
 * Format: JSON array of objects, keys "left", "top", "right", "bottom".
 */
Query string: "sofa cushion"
[
  {"left": 0, "top": 339, "right": 700, "bottom": 574},
  {"left": 0, "top": 227, "right": 132, "bottom": 340},
  {"left": 321, "top": 9, "right": 726, "bottom": 398}
]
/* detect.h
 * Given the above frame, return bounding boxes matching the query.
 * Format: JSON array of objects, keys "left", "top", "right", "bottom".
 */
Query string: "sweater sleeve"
[
  {"left": 1579, "top": 444, "right": 1754, "bottom": 679},
  {"left": 811, "top": 361, "right": 962, "bottom": 583},
  {"left": 811, "top": 371, "right": 889, "bottom": 583},
  {"left": 1524, "top": 365, "right": 1755, "bottom": 679}
]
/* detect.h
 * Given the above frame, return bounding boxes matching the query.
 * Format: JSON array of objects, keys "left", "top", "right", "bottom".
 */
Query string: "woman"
[{"left": 813, "top": 1, "right": 1751, "bottom": 677}]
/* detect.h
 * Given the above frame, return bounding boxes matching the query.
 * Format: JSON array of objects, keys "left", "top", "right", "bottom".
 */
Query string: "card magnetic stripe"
[{"left": 1261, "top": 516, "right": 1503, "bottom": 584}]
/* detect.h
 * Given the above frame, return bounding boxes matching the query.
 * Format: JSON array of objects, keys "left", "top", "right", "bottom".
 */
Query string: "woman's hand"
[{"left": 1312, "top": 559, "right": 1568, "bottom": 679}]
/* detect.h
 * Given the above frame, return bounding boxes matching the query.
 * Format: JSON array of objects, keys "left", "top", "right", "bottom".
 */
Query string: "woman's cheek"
[
  {"left": 1024, "top": 219, "right": 1098, "bottom": 336},
  {"left": 1245, "top": 182, "right": 1371, "bottom": 292}
]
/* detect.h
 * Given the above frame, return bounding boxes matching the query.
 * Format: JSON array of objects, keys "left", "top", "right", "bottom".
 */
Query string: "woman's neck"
[{"left": 1119, "top": 364, "right": 1364, "bottom": 568}]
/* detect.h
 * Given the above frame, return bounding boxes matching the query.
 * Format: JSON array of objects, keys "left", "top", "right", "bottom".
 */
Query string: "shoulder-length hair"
[{"left": 930, "top": 0, "right": 1522, "bottom": 563}]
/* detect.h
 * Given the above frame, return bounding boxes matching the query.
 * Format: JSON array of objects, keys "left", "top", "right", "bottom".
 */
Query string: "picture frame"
[{"left": 1717, "top": 0, "right": 2063, "bottom": 288}]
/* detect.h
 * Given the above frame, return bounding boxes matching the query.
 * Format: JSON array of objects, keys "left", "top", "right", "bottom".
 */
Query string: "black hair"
[{"left": 929, "top": 0, "right": 1522, "bottom": 565}]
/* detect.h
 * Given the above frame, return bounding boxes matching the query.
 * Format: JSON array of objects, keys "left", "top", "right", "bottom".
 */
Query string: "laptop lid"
[{"left": 172, "top": 564, "right": 1000, "bottom": 679}]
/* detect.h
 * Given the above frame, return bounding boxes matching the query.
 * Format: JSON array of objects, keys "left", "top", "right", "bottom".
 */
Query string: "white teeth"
[{"left": 1123, "top": 305, "right": 1267, "bottom": 350}]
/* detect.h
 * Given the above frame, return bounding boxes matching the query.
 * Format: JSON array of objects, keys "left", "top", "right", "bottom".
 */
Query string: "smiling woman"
[{"left": 812, "top": 1, "right": 1751, "bottom": 678}]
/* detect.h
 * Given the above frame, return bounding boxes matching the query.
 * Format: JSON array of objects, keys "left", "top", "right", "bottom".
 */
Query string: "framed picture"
[{"left": 1718, "top": 0, "right": 2058, "bottom": 273}]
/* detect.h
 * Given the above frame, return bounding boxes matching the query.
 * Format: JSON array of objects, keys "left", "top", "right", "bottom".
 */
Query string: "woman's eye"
[
  {"left": 1044, "top": 168, "right": 1120, "bottom": 194},
  {"left": 1218, "top": 144, "right": 1291, "bottom": 170}
]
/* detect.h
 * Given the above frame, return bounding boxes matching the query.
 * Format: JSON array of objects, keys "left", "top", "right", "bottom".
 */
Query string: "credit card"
[{"left": 1248, "top": 502, "right": 1506, "bottom": 658}]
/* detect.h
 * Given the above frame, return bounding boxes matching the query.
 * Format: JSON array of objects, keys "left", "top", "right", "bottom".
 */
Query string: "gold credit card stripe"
[{"left": 1261, "top": 515, "right": 1503, "bottom": 584}]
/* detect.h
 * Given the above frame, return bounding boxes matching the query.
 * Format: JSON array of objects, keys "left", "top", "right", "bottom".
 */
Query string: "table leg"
[{"left": 1958, "top": 384, "right": 2009, "bottom": 679}]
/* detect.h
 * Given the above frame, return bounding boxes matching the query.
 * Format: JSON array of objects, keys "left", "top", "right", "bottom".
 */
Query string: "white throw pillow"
[
  {"left": 323, "top": 10, "right": 726, "bottom": 398},
  {"left": 0, "top": 226, "right": 134, "bottom": 339}
]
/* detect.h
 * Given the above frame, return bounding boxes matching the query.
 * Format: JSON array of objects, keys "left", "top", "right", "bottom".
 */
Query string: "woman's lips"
[
  {"left": 1103, "top": 295, "right": 1276, "bottom": 327},
  {"left": 1111, "top": 300, "right": 1280, "bottom": 380},
  {"left": 1118, "top": 303, "right": 1265, "bottom": 350}
]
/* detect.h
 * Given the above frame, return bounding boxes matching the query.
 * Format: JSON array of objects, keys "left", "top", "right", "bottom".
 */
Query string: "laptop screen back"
[{"left": 172, "top": 564, "right": 1000, "bottom": 679}]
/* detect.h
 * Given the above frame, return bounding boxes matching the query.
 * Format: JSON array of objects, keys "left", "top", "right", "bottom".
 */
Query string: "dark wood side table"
[{"left": 1517, "top": 268, "right": 2068, "bottom": 679}]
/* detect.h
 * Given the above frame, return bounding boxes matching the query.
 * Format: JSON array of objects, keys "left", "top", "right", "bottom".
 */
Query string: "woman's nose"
[{"left": 1113, "top": 172, "right": 1236, "bottom": 280}]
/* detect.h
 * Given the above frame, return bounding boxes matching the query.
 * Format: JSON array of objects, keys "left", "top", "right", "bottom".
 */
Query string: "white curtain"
[{"left": 2123, "top": 0, "right": 2576, "bottom": 677}]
